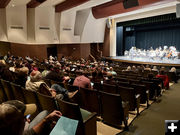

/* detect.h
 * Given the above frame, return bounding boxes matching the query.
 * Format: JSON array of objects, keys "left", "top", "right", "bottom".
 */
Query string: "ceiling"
[{"left": 0, "top": 0, "right": 179, "bottom": 18}]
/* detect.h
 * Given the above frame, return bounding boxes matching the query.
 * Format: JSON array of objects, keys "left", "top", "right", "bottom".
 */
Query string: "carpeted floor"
[{"left": 118, "top": 82, "right": 180, "bottom": 135}]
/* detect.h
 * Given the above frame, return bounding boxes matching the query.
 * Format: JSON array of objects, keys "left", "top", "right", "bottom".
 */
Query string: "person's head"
[
  {"left": 0, "top": 100, "right": 36, "bottom": 135},
  {"left": 153, "top": 66, "right": 157, "bottom": 70},
  {"left": 109, "top": 67, "right": 113, "bottom": 71},
  {"left": 127, "top": 66, "right": 131, "bottom": 71},
  {"left": 132, "top": 65, "right": 136, "bottom": 71},
  {"left": 30, "top": 70, "right": 42, "bottom": 82},
  {"left": 170, "top": 67, "right": 176, "bottom": 72}
]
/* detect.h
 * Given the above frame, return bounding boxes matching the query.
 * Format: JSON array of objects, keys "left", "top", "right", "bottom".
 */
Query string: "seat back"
[
  {"left": 79, "top": 87, "right": 101, "bottom": 115},
  {"left": 141, "top": 80, "right": 154, "bottom": 99},
  {"left": 102, "top": 83, "right": 117, "bottom": 94},
  {"left": 56, "top": 99, "right": 85, "bottom": 135},
  {"left": 118, "top": 81, "right": 129, "bottom": 87},
  {"left": 0, "top": 80, "right": 7, "bottom": 103},
  {"left": 131, "top": 84, "right": 147, "bottom": 104},
  {"left": 93, "top": 82, "right": 102, "bottom": 91},
  {"left": 67, "top": 84, "right": 79, "bottom": 92},
  {"left": 10, "top": 82, "right": 26, "bottom": 102},
  {"left": 100, "top": 91, "right": 125, "bottom": 128},
  {"left": 1, "top": 79, "right": 14, "bottom": 100},
  {"left": 38, "top": 83, "right": 52, "bottom": 96},
  {"left": 117, "top": 86, "right": 136, "bottom": 111},
  {"left": 37, "top": 92, "right": 58, "bottom": 113},
  {"left": 22, "top": 88, "right": 42, "bottom": 118}
]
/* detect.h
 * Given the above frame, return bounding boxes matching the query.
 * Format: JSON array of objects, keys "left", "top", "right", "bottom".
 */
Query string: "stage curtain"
[
  {"left": 116, "top": 26, "right": 124, "bottom": 56},
  {"left": 117, "top": 13, "right": 176, "bottom": 27},
  {"left": 135, "top": 25, "right": 180, "bottom": 51}
]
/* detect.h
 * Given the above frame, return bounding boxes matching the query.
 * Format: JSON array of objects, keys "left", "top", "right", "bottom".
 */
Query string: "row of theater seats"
[
  {"left": 0, "top": 74, "right": 163, "bottom": 133},
  {"left": 0, "top": 79, "right": 97, "bottom": 135},
  {"left": 42, "top": 76, "right": 161, "bottom": 129}
]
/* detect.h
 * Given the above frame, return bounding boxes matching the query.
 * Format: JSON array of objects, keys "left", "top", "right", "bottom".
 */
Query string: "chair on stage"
[{"left": 57, "top": 99, "right": 97, "bottom": 135}]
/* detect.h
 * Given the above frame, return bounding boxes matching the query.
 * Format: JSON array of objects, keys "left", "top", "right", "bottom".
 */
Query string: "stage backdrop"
[{"left": 116, "top": 13, "right": 180, "bottom": 56}]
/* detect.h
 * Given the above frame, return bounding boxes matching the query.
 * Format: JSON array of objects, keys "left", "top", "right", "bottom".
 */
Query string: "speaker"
[
  {"left": 123, "top": 0, "right": 139, "bottom": 9},
  {"left": 176, "top": 3, "right": 180, "bottom": 18},
  {"left": 36, "top": 0, "right": 46, "bottom": 3},
  {"left": 106, "top": 18, "right": 112, "bottom": 28}
]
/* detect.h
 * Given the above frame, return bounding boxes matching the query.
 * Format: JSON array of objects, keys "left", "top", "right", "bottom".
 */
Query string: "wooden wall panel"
[
  {"left": 57, "top": 44, "right": 90, "bottom": 60},
  {"left": 0, "top": 42, "right": 11, "bottom": 56},
  {"left": 10, "top": 43, "right": 47, "bottom": 61}
]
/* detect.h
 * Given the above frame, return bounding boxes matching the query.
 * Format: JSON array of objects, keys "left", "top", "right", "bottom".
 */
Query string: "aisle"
[{"left": 119, "top": 83, "right": 180, "bottom": 135}]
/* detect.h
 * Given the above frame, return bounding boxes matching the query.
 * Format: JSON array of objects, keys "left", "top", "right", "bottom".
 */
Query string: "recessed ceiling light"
[{"left": 12, "top": 4, "right": 15, "bottom": 7}]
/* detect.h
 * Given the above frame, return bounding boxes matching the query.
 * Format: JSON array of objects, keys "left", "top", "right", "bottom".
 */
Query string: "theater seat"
[
  {"left": 57, "top": 99, "right": 97, "bottom": 135},
  {"left": 1, "top": 79, "right": 14, "bottom": 100},
  {"left": 100, "top": 91, "right": 129, "bottom": 130}
]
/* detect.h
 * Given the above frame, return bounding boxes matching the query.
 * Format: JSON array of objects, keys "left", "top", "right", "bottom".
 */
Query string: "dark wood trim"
[
  {"left": 92, "top": 0, "right": 170, "bottom": 19},
  {"left": 0, "top": 0, "right": 11, "bottom": 8},
  {"left": 55, "top": 0, "right": 89, "bottom": 12},
  {"left": 27, "top": 0, "right": 46, "bottom": 8}
]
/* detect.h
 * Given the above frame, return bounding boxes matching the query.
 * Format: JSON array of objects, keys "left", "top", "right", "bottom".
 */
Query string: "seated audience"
[
  {"left": 156, "top": 70, "right": 169, "bottom": 89},
  {"left": 169, "top": 67, "right": 176, "bottom": 73},
  {"left": 108, "top": 67, "right": 117, "bottom": 76},
  {"left": 144, "top": 65, "right": 151, "bottom": 71},
  {"left": 152, "top": 66, "right": 158, "bottom": 72},
  {"left": 26, "top": 70, "right": 78, "bottom": 100}
]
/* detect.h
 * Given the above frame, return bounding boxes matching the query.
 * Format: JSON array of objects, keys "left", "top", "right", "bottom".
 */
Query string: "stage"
[{"left": 106, "top": 56, "right": 180, "bottom": 67}]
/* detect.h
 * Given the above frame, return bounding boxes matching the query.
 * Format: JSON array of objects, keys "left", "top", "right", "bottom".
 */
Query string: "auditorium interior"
[{"left": 0, "top": 0, "right": 180, "bottom": 135}]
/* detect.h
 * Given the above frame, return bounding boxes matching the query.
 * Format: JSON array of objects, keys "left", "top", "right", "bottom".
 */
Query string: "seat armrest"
[
  {"left": 135, "top": 94, "right": 141, "bottom": 115},
  {"left": 83, "top": 112, "right": 97, "bottom": 123},
  {"left": 83, "top": 112, "right": 97, "bottom": 135},
  {"left": 122, "top": 101, "right": 129, "bottom": 118},
  {"left": 135, "top": 94, "right": 140, "bottom": 99},
  {"left": 146, "top": 90, "right": 150, "bottom": 107}
]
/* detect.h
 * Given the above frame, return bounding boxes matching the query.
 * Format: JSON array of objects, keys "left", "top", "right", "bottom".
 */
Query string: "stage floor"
[{"left": 106, "top": 56, "right": 180, "bottom": 67}]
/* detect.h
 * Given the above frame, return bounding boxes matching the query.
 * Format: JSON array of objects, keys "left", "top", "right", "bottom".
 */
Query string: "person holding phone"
[{"left": 0, "top": 100, "right": 62, "bottom": 135}]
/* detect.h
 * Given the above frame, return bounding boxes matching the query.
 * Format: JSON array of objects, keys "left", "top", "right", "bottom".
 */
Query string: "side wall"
[
  {"left": 57, "top": 44, "right": 90, "bottom": 60},
  {"left": 0, "top": 42, "right": 10, "bottom": 56},
  {"left": 10, "top": 43, "right": 47, "bottom": 61}
]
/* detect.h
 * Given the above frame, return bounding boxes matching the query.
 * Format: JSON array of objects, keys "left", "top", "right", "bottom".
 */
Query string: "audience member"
[
  {"left": 0, "top": 100, "right": 62, "bottom": 135},
  {"left": 156, "top": 70, "right": 169, "bottom": 89},
  {"left": 73, "top": 71, "right": 91, "bottom": 89}
]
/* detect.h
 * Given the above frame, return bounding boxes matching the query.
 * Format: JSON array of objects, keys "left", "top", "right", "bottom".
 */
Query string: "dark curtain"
[
  {"left": 135, "top": 26, "right": 180, "bottom": 51},
  {"left": 116, "top": 26, "right": 124, "bottom": 56},
  {"left": 116, "top": 13, "right": 180, "bottom": 56}
]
